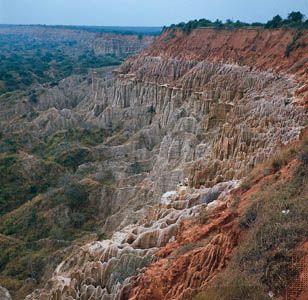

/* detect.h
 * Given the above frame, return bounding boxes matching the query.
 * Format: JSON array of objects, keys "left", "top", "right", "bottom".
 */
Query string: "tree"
[
  {"left": 265, "top": 15, "right": 283, "bottom": 28},
  {"left": 225, "top": 19, "right": 234, "bottom": 27},
  {"left": 287, "top": 11, "right": 305, "bottom": 23}
]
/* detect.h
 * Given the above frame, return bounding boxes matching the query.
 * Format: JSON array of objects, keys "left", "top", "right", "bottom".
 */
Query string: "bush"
[
  {"left": 165, "top": 11, "right": 308, "bottom": 33},
  {"left": 27, "top": 209, "right": 38, "bottom": 227},
  {"left": 27, "top": 255, "right": 45, "bottom": 282},
  {"left": 287, "top": 11, "right": 305, "bottom": 23},
  {"left": 299, "top": 150, "right": 308, "bottom": 165},
  {"left": 239, "top": 204, "right": 258, "bottom": 229},
  {"left": 65, "top": 181, "right": 89, "bottom": 209},
  {"left": 29, "top": 93, "right": 38, "bottom": 103},
  {"left": 70, "top": 212, "right": 85, "bottom": 228},
  {"left": 285, "top": 31, "right": 303, "bottom": 57},
  {"left": 130, "top": 161, "right": 143, "bottom": 174},
  {"left": 196, "top": 136, "right": 308, "bottom": 299},
  {"left": 265, "top": 15, "right": 283, "bottom": 28},
  {"left": 236, "top": 164, "right": 308, "bottom": 294},
  {"left": 197, "top": 206, "right": 208, "bottom": 224},
  {"left": 193, "top": 272, "right": 268, "bottom": 300},
  {"left": 49, "top": 225, "right": 65, "bottom": 240},
  {"left": 55, "top": 147, "right": 93, "bottom": 171}
]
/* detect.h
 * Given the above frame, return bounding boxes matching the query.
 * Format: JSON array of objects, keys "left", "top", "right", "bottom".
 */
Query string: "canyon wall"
[{"left": 17, "top": 27, "right": 308, "bottom": 299}]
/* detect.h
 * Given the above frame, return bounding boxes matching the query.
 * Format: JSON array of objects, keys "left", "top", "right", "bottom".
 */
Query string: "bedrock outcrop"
[
  {"left": 26, "top": 181, "right": 239, "bottom": 300},
  {"left": 0, "top": 287, "right": 12, "bottom": 300},
  {"left": 24, "top": 28, "right": 307, "bottom": 299}
]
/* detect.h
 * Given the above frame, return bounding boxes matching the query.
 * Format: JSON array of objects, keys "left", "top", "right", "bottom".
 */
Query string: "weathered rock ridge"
[
  {"left": 145, "top": 28, "right": 308, "bottom": 101},
  {"left": 21, "top": 28, "right": 307, "bottom": 299},
  {"left": 0, "top": 26, "right": 154, "bottom": 57}
]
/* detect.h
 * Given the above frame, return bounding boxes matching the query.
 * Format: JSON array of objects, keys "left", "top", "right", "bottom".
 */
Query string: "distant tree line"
[
  {"left": 0, "top": 35, "right": 125, "bottom": 95},
  {"left": 1, "top": 24, "right": 162, "bottom": 36},
  {"left": 163, "top": 11, "right": 308, "bottom": 33}
]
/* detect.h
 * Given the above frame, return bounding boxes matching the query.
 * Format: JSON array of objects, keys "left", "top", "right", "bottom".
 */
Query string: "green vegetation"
[
  {"left": 0, "top": 175, "right": 100, "bottom": 298},
  {"left": 129, "top": 161, "right": 143, "bottom": 174},
  {"left": 164, "top": 11, "right": 308, "bottom": 33},
  {"left": 265, "top": 11, "right": 307, "bottom": 28},
  {"left": 0, "top": 24, "right": 162, "bottom": 36},
  {"left": 240, "top": 136, "right": 307, "bottom": 192},
  {"left": 54, "top": 147, "right": 93, "bottom": 171},
  {"left": 0, "top": 153, "right": 62, "bottom": 215},
  {"left": 194, "top": 274, "right": 268, "bottom": 300},
  {"left": 194, "top": 135, "right": 308, "bottom": 299},
  {"left": 0, "top": 25, "right": 157, "bottom": 298},
  {"left": 65, "top": 181, "right": 89, "bottom": 210},
  {"left": 0, "top": 234, "right": 69, "bottom": 299},
  {"left": 0, "top": 126, "right": 111, "bottom": 297},
  {"left": 231, "top": 166, "right": 307, "bottom": 297},
  {"left": 285, "top": 31, "right": 304, "bottom": 57},
  {"left": 0, "top": 34, "right": 124, "bottom": 95}
]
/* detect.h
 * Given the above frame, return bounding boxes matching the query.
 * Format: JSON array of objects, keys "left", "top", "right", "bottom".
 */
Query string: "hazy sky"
[{"left": 0, "top": 0, "right": 307, "bottom": 26}]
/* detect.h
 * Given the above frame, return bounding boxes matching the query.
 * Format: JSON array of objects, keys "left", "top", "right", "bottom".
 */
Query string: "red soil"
[
  {"left": 125, "top": 157, "right": 304, "bottom": 300},
  {"left": 122, "top": 29, "right": 308, "bottom": 300},
  {"left": 127, "top": 207, "right": 239, "bottom": 300},
  {"left": 145, "top": 28, "right": 308, "bottom": 102}
]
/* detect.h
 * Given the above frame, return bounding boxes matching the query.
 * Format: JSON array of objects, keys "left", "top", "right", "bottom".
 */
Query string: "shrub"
[
  {"left": 165, "top": 11, "right": 308, "bottom": 33},
  {"left": 299, "top": 149, "right": 308, "bottom": 165},
  {"left": 147, "top": 104, "right": 156, "bottom": 114},
  {"left": 49, "top": 225, "right": 65, "bottom": 240},
  {"left": 236, "top": 164, "right": 308, "bottom": 294},
  {"left": 96, "top": 169, "right": 115, "bottom": 185},
  {"left": 27, "top": 209, "right": 38, "bottom": 227},
  {"left": 130, "top": 161, "right": 143, "bottom": 174},
  {"left": 230, "top": 195, "right": 241, "bottom": 211},
  {"left": 239, "top": 204, "right": 258, "bottom": 229},
  {"left": 70, "top": 212, "right": 85, "bottom": 228},
  {"left": 265, "top": 15, "right": 283, "bottom": 28},
  {"left": 193, "top": 272, "right": 268, "bottom": 300},
  {"left": 196, "top": 136, "right": 308, "bottom": 299},
  {"left": 287, "top": 11, "right": 305, "bottom": 23},
  {"left": 285, "top": 31, "right": 303, "bottom": 57},
  {"left": 29, "top": 93, "right": 38, "bottom": 103},
  {"left": 55, "top": 147, "right": 93, "bottom": 171},
  {"left": 240, "top": 180, "right": 252, "bottom": 192},
  {"left": 27, "top": 255, "right": 45, "bottom": 282},
  {"left": 65, "top": 181, "right": 89, "bottom": 209}
]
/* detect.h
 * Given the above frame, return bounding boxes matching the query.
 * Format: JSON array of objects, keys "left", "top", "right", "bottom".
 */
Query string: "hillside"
[
  {"left": 0, "top": 25, "right": 155, "bottom": 94},
  {"left": 0, "top": 25, "right": 307, "bottom": 300}
]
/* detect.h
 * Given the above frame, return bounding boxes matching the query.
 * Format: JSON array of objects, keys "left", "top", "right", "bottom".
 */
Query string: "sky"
[{"left": 0, "top": 0, "right": 307, "bottom": 27}]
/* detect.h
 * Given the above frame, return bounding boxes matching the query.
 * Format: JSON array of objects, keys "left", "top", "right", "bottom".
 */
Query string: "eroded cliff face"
[
  {"left": 0, "top": 26, "right": 154, "bottom": 56},
  {"left": 21, "top": 28, "right": 307, "bottom": 299},
  {"left": 145, "top": 28, "right": 308, "bottom": 100}
]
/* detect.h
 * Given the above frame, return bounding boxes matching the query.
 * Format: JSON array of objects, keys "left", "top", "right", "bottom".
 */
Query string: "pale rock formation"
[
  {"left": 26, "top": 181, "right": 238, "bottom": 300},
  {"left": 0, "top": 287, "right": 11, "bottom": 300},
  {"left": 7, "top": 28, "right": 306, "bottom": 299}
]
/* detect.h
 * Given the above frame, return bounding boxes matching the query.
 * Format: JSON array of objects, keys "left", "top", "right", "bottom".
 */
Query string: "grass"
[
  {"left": 241, "top": 134, "right": 308, "bottom": 192},
  {"left": 0, "top": 125, "right": 114, "bottom": 297},
  {"left": 0, "top": 153, "right": 63, "bottom": 215},
  {"left": 193, "top": 271, "right": 269, "bottom": 300},
  {"left": 0, "top": 232, "right": 70, "bottom": 299},
  {"left": 237, "top": 164, "right": 308, "bottom": 294},
  {"left": 0, "top": 179, "right": 101, "bottom": 298},
  {"left": 194, "top": 134, "right": 308, "bottom": 299},
  {"left": 285, "top": 31, "right": 303, "bottom": 57}
]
